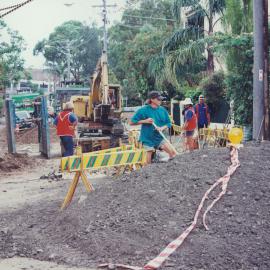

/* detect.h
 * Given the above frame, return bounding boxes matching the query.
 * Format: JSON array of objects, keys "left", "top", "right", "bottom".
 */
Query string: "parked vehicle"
[{"left": 15, "top": 110, "right": 35, "bottom": 130}]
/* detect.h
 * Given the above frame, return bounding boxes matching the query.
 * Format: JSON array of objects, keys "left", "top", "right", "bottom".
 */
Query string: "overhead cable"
[
  {"left": 122, "top": 14, "right": 176, "bottom": 22},
  {"left": 0, "top": 0, "right": 34, "bottom": 19}
]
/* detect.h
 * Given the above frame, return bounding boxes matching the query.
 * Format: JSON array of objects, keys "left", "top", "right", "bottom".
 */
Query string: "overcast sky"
[{"left": 1, "top": 0, "right": 126, "bottom": 68}]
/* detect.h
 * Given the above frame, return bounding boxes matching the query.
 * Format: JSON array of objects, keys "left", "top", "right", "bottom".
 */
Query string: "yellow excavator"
[{"left": 69, "top": 52, "right": 125, "bottom": 152}]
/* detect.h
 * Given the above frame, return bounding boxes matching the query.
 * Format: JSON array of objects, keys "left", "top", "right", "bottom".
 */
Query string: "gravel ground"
[{"left": 0, "top": 142, "right": 270, "bottom": 270}]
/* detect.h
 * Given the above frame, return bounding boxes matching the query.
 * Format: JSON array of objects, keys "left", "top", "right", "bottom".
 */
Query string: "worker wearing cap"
[
  {"left": 54, "top": 102, "right": 78, "bottom": 157},
  {"left": 130, "top": 91, "right": 177, "bottom": 164},
  {"left": 194, "top": 95, "right": 210, "bottom": 129},
  {"left": 182, "top": 98, "right": 197, "bottom": 151}
]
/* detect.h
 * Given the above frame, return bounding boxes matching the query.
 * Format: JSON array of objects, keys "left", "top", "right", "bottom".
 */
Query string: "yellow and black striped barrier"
[
  {"left": 172, "top": 124, "right": 183, "bottom": 134},
  {"left": 199, "top": 127, "right": 229, "bottom": 147},
  {"left": 60, "top": 145, "right": 146, "bottom": 209}
]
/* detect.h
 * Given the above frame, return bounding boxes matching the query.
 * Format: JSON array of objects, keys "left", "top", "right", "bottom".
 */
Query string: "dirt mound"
[
  {"left": 0, "top": 153, "right": 37, "bottom": 173},
  {"left": 0, "top": 142, "right": 270, "bottom": 269},
  {"left": 16, "top": 126, "right": 59, "bottom": 144}
]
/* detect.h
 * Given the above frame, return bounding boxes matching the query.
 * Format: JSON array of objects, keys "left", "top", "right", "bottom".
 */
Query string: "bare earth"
[{"left": 0, "top": 119, "right": 270, "bottom": 270}]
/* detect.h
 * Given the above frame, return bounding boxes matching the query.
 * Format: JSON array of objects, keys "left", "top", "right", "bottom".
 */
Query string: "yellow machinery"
[{"left": 70, "top": 52, "right": 125, "bottom": 152}]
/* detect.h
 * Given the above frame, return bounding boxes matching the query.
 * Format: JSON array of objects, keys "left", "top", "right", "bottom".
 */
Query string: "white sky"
[{"left": 1, "top": 0, "right": 127, "bottom": 68}]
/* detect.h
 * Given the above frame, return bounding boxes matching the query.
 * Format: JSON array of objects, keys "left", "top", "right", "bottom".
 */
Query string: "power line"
[
  {"left": 0, "top": 3, "right": 21, "bottom": 11},
  {"left": 0, "top": 0, "right": 34, "bottom": 19},
  {"left": 117, "top": 23, "right": 142, "bottom": 29},
  {"left": 122, "top": 14, "right": 176, "bottom": 22}
]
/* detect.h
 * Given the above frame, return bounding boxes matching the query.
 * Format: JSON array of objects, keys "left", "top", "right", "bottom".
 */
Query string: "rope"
[
  {"left": 143, "top": 147, "right": 240, "bottom": 269},
  {"left": 98, "top": 147, "right": 240, "bottom": 270},
  {"left": 0, "top": 0, "right": 34, "bottom": 18}
]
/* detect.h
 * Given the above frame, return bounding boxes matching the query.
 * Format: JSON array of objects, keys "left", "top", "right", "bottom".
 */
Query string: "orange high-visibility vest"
[{"left": 56, "top": 111, "right": 75, "bottom": 137}]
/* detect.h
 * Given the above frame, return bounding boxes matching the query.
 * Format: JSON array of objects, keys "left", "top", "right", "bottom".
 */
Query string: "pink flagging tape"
[{"left": 143, "top": 147, "right": 240, "bottom": 270}]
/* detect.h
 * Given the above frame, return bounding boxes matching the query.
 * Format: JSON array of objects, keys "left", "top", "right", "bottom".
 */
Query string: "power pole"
[
  {"left": 92, "top": 1, "right": 116, "bottom": 105},
  {"left": 253, "top": 0, "right": 265, "bottom": 140},
  {"left": 263, "top": 0, "right": 269, "bottom": 140}
]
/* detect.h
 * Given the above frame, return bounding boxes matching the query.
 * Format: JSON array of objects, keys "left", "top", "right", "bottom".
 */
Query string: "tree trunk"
[
  {"left": 207, "top": 47, "right": 214, "bottom": 73},
  {"left": 207, "top": 13, "right": 214, "bottom": 73}
]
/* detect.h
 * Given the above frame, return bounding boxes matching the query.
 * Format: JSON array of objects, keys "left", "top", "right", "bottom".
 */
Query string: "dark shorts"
[
  {"left": 185, "top": 130, "right": 195, "bottom": 137},
  {"left": 198, "top": 123, "right": 208, "bottom": 129}
]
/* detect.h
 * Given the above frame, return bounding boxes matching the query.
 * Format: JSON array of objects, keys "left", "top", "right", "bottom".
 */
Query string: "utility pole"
[
  {"left": 263, "top": 0, "right": 269, "bottom": 140},
  {"left": 253, "top": 0, "right": 265, "bottom": 140},
  {"left": 92, "top": 1, "right": 116, "bottom": 105}
]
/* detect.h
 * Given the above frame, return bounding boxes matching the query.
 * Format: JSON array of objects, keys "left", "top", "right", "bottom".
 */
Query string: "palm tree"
[{"left": 164, "top": 0, "right": 226, "bottom": 73}]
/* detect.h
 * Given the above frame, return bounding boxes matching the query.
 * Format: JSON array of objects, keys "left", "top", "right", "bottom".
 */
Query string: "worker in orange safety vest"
[
  {"left": 182, "top": 98, "right": 197, "bottom": 151},
  {"left": 54, "top": 102, "right": 78, "bottom": 157}
]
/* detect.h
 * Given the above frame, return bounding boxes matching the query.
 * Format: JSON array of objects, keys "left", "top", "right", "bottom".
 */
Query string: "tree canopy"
[
  {"left": 0, "top": 20, "right": 26, "bottom": 90},
  {"left": 33, "top": 20, "right": 102, "bottom": 83}
]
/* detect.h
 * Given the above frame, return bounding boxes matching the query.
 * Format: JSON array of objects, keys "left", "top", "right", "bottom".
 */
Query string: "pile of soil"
[
  {"left": 16, "top": 126, "right": 59, "bottom": 145},
  {"left": 0, "top": 153, "right": 39, "bottom": 173},
  {"left": 0, "top": 125, "right": 59, "bottom": 146},
  {"left": 0, "top": 142, "right": 270, "bottom": 269}
]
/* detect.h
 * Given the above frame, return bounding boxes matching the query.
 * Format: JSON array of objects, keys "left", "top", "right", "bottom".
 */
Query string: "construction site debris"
[
  {"left": 39, "top": 171, "right": 62, "bottom": 181},
  {"left": 0, "top": 153, "right": 39, "bottom": 173}
]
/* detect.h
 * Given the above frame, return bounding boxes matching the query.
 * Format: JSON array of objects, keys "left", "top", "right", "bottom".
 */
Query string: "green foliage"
[
  {"left": 167, "top": 0, "right": 226, "bottom": 74},
  {"left": 212, "top": 33, "right": 253, "bottom": 125},
  {"left": 0, "top": 20, "right": 25, "bottom": 88},
  {"left": 0, "top": 96, "right": 3, "bottom": 112},
  {"left": 182, "top": 85, "right": 202, "bottom": 101},
  {"left": 109, "top": 0, "right": 179, "bottom": 101},
  {"left": 226, "top": 71, "right": 253, "bottom": 125},
  {"left": 197, "top": 71, "right": 226, "bottom": 112},
  {"left": 214, "top": 0, "right": 253, "bottom": 125},
  {"left": 34, "top": 21, "right": 101, "bottom": 83},
  {"left": 224, "top": 0, "right": 252, "bottom": 34}
]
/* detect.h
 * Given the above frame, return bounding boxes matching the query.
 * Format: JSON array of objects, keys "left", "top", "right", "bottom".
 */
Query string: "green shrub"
[
  {"left": 0, "top": 96, "right": 3, "bottom": 114},
  {"left": 197, "top": 71, "right": 226, "bottom": 112},
  {"left": 182, "top": 85, "right": 202, "bottom": 103}
]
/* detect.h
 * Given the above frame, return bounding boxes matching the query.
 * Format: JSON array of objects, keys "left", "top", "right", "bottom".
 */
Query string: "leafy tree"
[
  {"left": 34, "top": 21, "right": 101, "bottom": 83},
  {"left": 197, "top": 71, "right": 226, "bottom": 113},
  {"left": 213, "top": 0, "right": 253, "bottom": 125},
  {"left": 109, "top": 0, "right": 179, "bottom": 102},
  {"left": 0, "top": 20, "right": 26, "bottom": 90},
  {"left": 165, "top": 0, "right": 226, "bottom": 74}
]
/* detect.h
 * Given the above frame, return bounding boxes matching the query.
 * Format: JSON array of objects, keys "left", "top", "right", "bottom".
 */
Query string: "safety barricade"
[
  {"left": 60, "top": 145, "right": 146, "bottom": 209},
  {"left": 172, "top": 124, "right": 183, "bottom": 134},
  {"left": 199, "top": 127, "right": 229, "bottom": 148}
]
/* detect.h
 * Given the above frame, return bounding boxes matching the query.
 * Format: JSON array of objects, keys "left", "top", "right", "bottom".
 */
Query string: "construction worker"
[
  {"left": 194, "top": 95, "right": 210, "bottom": 129},
  {"left": 130, "top": 91, "right": 177, "bottom": 164},
  {"left": 54, "top": 102, "right": 78, "bottom": 157},
  {"left": 182, "top": 98, "right": 197, "bottom": 151}
]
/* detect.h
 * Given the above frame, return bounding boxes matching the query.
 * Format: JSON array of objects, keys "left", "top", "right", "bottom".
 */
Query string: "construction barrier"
[
  {"left": 199, "top": 127, "right": 229, "bottom": 148},
  {"left": 60, "top": 145, "right": 146, "bottom": 209},
  {"left": 172, "top": 124, "right": 183, "bottom": 134},
  {"left": 61, "top": 145, "right": 136, "bottom": 172}
]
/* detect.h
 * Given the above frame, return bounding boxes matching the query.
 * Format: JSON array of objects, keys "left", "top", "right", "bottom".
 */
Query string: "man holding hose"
[{"left": 130, "top": 91, "right": 177, "bottom": 164}]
